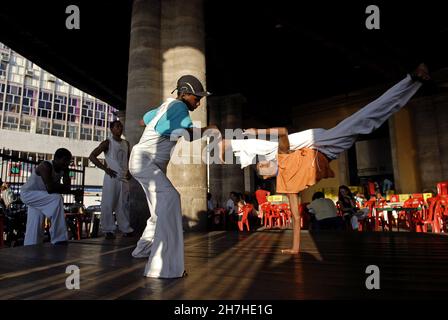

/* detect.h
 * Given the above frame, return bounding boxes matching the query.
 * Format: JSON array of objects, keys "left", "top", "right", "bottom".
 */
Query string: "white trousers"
[
  {"left": 129, "top": 149, "right": 184, "bottom": 278},
  {"left": 232, "top": 75, "right": 422, "bottom": 168},
  {"left": 100, "top": 175, "right": 133, "bottom": 233},
  {"left": 22, "top": 191, "right": 68, "bottom": 245}
]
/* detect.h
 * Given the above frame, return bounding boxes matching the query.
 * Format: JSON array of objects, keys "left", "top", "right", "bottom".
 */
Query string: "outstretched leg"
[
  {"left": 310, "top": 64, "right": 429, "bottom": 157},
  {"left": 282, "top": 193, "right": 301, "bottom": 254}
]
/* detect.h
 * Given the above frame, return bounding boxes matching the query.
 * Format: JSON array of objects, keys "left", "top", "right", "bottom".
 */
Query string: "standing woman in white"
[{"left": 129, "top": 75, "right": 217, "bottom": 278}]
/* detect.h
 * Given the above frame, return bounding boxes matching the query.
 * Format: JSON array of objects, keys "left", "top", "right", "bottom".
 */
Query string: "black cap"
[{"left": 171, "top": 75, "right": 212, "bottom": 97}]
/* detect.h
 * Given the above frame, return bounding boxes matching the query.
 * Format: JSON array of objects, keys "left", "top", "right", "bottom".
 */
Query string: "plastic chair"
[
  {"left": 437, "top": 181, "right": 448, "bottom": 196},
  {"left": 238, "top": 204, "right": 253, "bottom": 231},
  {"left": 421, "top": 197, "right": 440, "bottom": 233},
  {"left": 403, "top": 197, "right": 426, "bottom": 232},
  {"left": 278, "top": 203, "right": 292, "bottom": 228}
]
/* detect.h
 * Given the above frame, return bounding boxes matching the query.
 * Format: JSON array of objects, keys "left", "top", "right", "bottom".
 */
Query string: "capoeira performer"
[
  {"left": 22, "top": 148, "right": 75, "bottom": 245},
  {"left": 89, "top": 120, "right": 134, "bottom": 239},
  {"left": 226, "top": 64, "right": 430, "bottom": 254},
  {"left": 129, "top": 75, "right": 217, "bottom": 278}
]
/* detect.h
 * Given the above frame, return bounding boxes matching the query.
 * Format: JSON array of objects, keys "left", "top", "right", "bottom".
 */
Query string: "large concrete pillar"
[
  {"left": 208, "top": 94, "right": 245, "bottom": 207},
  {"left": 126, "top": 0, "right": 209, "bottom": 232},
  {"left": 125, "top": 0, "right": 162, "bottom": 232},
  {"left": 161, "top": 0, "right": 208, "bottom": 230}
]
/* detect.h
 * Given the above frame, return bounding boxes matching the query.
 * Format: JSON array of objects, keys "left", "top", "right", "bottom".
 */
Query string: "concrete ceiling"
[{"left": 1, "top": 0, "right": 447, "bottom": 125}]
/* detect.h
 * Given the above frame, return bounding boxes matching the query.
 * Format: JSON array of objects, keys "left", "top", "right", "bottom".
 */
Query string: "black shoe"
[{"left": 105, "top": 232, "right": 116, "bottom": 240}]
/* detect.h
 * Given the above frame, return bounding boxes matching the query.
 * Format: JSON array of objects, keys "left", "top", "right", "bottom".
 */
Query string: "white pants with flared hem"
[
  {"left": 100, "top": 175, "right": 133, "bottom": 233},
  {"left": 129, "top": 150, "right": 184, "bottom": 279},
  {"left": 22, "top": 191, "right": 68, "bottom": 245}
]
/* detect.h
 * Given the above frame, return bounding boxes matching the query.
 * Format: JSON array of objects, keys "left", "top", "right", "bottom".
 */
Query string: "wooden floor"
[{"left": 1, "top": 230, "right": 448, "bottom": 299}]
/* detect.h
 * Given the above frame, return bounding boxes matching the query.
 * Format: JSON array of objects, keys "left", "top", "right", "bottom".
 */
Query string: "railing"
[{"left": 0, "top": 152, "right": 85, "bottom": 204}]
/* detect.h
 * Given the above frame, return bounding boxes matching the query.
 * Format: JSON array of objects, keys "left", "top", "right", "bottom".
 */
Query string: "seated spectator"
[
  {"left": 337, "top": 185, "right": 369, "bottom": 231},
  {"left": 224, "top": 192, "right": 239, "bottom": 229},
  {"left": 307, "top": 192, "right": 343, "bottom": 230},
  {"left": 22, "top": 148, "right": 79, "bottom": 245}
]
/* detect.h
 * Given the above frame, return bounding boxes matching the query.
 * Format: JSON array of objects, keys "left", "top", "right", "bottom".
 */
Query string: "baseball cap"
[{"left": 171, "top": 75, "right": 212, "bottom": 97}]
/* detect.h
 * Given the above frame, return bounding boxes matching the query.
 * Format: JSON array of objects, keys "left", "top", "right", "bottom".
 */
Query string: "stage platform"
[{"left": 1, "top": 230, "right": 448, "bottom": 299}]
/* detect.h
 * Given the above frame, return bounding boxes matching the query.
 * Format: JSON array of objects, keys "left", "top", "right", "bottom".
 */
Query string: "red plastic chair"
[
  {"left": 260, "top": 202, "right": 272, "bottom": 228},
  {"left": 278, "top": 203, "right": 292, "bottom": 228},
  {"left": 262, "top": 203, "right": 281, "bottom": 229},
  {"left": 421, "top": 197, "right": 440, "bottom": 233},
  {"left": 403, "top": 197, "right": 426, "bottom": 232},
  {"left": 437, "top": 181, "right": 448, "bottom": 196},
  {"left": 363, "top": 199, "right": 379, "bottom": 231},
  {"left": 238, "top": 204, "right": 253, "bottom": 231}
]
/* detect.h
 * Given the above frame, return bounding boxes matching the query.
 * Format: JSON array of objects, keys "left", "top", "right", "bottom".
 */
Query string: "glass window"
[
  {"left": 82, "top": 99, "right": 94, "bottom": 125},
  {"left": 0, "top": 61, "right": 7, "bottom": 77},
  {"left": 22, "top": 87, "right": 36, "bottom": 116},
  {"left": 51, "top": 122, "right": 65, "bottom": 137},
  {"left": 94, "top": 128, "right": 105, "bottom": 141},
  {"left": 19, "top": 117, "right": 34, "bottom": 132},
  {"left": 4, "top": 85, "right": 21, "bottom": 113},
  {"left": 80, "top": 127, "right": 92, "bottom": 140},
  {"left": 67, "top": 124, "right": 79, "bottom": 139},
  {"left": 36, "top": 119, "right": 50, "bottom": 135},
  {"left": 38, "top": 90, "right": 52, "bottom": 118},
  {"left": 53, "top": 94, "right": 67, "bottom": 121}
]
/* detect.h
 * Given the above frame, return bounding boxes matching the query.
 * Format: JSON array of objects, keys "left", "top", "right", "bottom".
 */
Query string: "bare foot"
[{"left": 281, "top": 248, "right": 299, "bottom": 254}]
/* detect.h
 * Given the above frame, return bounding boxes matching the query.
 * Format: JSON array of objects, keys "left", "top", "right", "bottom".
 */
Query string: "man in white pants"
[
  {"left": 22, "top": 148, "right": 74, "bottom": 245},
  {"left": 89, "top": 120, "right": 134, "bottom": 239},
  {"left": 129, "top": 75, "right": 218, "bottom": 278}
]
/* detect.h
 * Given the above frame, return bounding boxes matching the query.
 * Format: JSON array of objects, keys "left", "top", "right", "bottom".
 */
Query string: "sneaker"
[{"left": 105, "top": 232, "right": 116, "bottom": 240}]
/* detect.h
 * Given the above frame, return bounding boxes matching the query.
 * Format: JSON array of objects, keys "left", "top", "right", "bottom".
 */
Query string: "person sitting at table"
[
  {"left": 337, "top": 185, "right": 369, "bottom": 231},
  {"left": 307, "top": 192, "right": 343, "bottom": 230}
]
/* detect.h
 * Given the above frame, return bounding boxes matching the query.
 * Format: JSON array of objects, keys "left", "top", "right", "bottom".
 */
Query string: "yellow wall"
[{"left": 389, "top": 107, "right": 420, "bottom": 193}]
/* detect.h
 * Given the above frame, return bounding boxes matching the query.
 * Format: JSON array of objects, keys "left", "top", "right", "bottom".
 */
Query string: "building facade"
[{"left": 0, "top": 42, "right": 116, "bottom": 194}]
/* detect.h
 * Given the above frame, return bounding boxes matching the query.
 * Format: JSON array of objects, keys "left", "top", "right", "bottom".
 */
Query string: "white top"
[
  {"left": 307, "top": 198, "right": 338, "bottom": 221},
  {"left": 225, "top": 198, "right": 235, "bottom": 214},
  {"left": 134, "top": 98, "right": 179, "bottom": 163},
  {"left": 105, "top": 137, "right": 129, "bottom": 180}
]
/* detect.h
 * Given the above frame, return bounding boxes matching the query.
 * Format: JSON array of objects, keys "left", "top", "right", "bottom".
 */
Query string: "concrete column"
[
  {"left": 125, "top": 0, "right": 162, "bottom": 146},
  {"left": 208, "top": 94, "right": 246, "bottom": 208},
  {"left": 125, "top": 0, "right": 162, "bottom": 233},
  {"left": 161, "top": 0, "right": 208, "bottom": 230}
]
